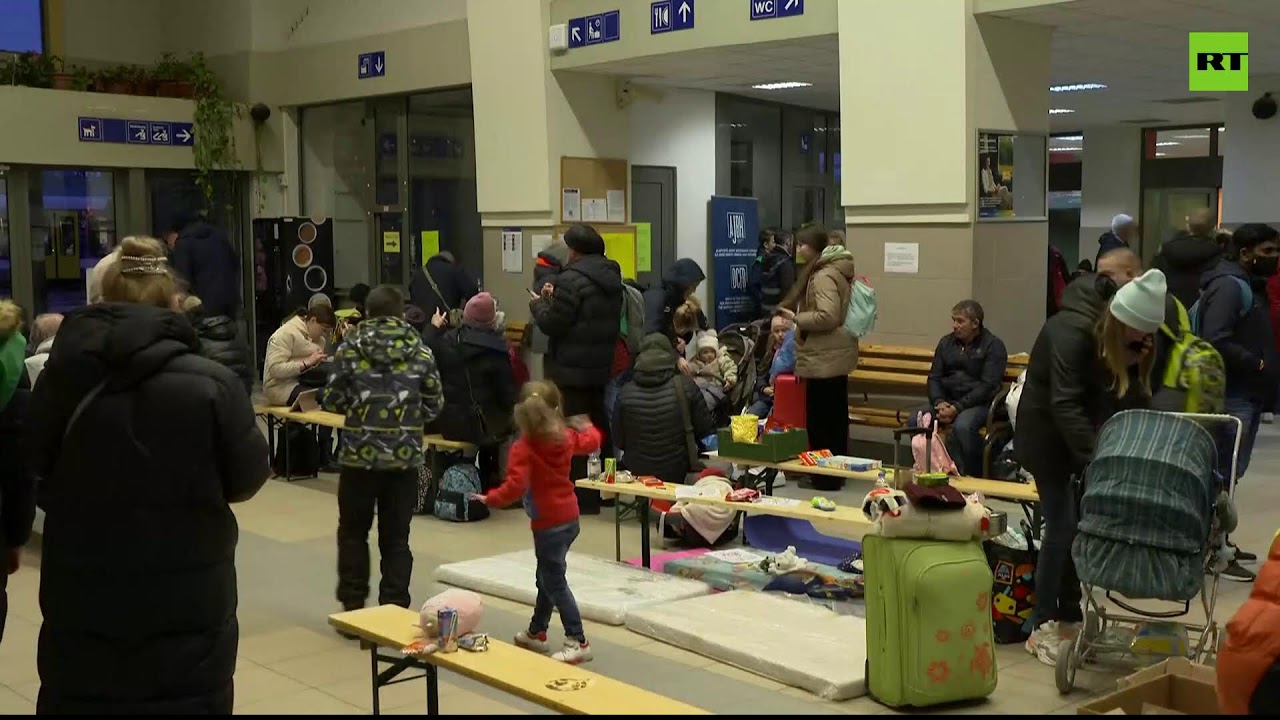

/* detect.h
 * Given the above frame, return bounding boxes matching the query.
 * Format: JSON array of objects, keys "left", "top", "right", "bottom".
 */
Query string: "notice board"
[{"left": 560, "top": 156, "right": 628, "bottom": 224}]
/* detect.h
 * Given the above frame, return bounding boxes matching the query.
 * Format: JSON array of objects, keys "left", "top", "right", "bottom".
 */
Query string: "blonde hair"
[
  {"left": 0, "top": 300, "right": 22, "bottom": 341},
  {"left": 674, "top": 298, "right": 701, "bottom": 337},
  {"left": 1096, "top": 308, "right": 1155, "bottom": 399},
  {"left": 180, "top": 294, "right": 204, "bottom": 313},
  {"left": 513, "top": 380, "right": 566, "bottom": 443},
  {"left": 101, "top": 236, "right": 177, "bottom": 309}
]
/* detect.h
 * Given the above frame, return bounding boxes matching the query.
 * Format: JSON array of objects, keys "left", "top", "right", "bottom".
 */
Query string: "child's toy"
[
  {"left": 760, "top": 545, "right": 808, "bottom": 574},
  {"left": 862, "top": 487, "right": 993, "bottom": 541},
  {"left": 797, "top": 449, "right": 833, "bottom": 466},
  {"left": 812, "top": 496, "right": 836, "bottom": 512},
  {"left": 419, "top": 589, "right": 484, "bottom": 636},
  {"left": 817, "top": 455, "right": 881, "bottom": 472}
]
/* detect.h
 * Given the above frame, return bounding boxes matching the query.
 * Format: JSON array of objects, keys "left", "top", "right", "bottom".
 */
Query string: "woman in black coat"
[
  {"left": 614, "top": 334, "right": 714, "bottom": 485},
  {"left": 182, "top": 295, "right": 255, "bottom": 396},
  {"left": 26, "top": 236, "right": 270, "bottom": 714}
]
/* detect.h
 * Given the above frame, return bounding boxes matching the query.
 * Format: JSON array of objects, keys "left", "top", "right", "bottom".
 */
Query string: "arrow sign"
[
  {"left": 375, "top": 56, "right": 384, "bottom": 73},
  {"left": 357, "top": 51, "right": 386, "bottom": 79},
  {"left": 673, "top": 0, "right": 694, "bottom": 29},
  {"left": 779, "top": 0, "right": 803, "bottom": 16},
  {"left": 172, "top": 122, "right": 194, "bottom": 146},
  {"left": 568, "top": 17, "right": 586, "bottom": 48}
]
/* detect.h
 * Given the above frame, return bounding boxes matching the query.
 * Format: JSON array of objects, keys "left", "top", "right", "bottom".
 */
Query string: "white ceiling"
[{"left": 573, "top": 0, "right": 1280, "bottom": 131}]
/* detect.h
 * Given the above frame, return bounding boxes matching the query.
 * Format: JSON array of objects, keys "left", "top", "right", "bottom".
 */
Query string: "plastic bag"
[{"left": 730, "top": 414, "right": 759, "bottom": 443}]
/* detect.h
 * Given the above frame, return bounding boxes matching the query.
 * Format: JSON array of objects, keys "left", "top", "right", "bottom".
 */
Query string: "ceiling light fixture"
[
  {"left": 1156, "top": 141, "right": 1180, "bottom": 147},
  {"left": 1050, "top": 83, "right": 1107, "bottom": 93},
  {"left": 751, "top": 81, "right": 813, "bottom": 90},
  {"left": 1054, "top": 135, "right": 1084, "bottom": 141},
  {"left": 1156, "top": 152, "right": 1168, "bottom": 157},
  {"left": 1173, "top": 134, "right": 1209, "bottom": 140},
  {"left": 1051, "top": 146, "right": 1083, "bottom": 152},
  {"left": 1049, "top": 108, "right": 1075, "bottom": 115}
]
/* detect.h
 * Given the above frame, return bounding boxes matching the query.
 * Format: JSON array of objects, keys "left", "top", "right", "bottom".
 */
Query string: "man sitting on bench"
[{"left": 908, "top": 300, "right": 1008, "bottom": 476}]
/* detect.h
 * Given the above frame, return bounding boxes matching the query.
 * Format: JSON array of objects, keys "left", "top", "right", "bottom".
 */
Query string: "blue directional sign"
[
  {"left": 172, "top": 122, "right": 194, "bottom": 146},
  {"left": 652, "top": 0, "right": 694, "bottom": 34},
  {"left": 78, "top": 117, "right": 103, "bottom": 142},
  {"left": 602, "top": 10, "right": 621, "bottom": 41},
  {"left": 568, "top": 10, "right": 621, "bottom": 48},
  {"left": 751, "top": 0, "right": 803, "bottom": 21},
  {"left": 78, "top": 117, "right": 193, "bottom": 147},
  {"left": 126, "top": 121, "right": 150, "bottom": 144},
  {"left": 357, "top": 50, "right": 386, "bottom": 79},
  {"left": 586, "top": 15, "right": 604, "bottom": 44},
  {"left": 568, "top": 17, "right": 587, "bottom": 48},
  {"left": 150, "top": 122, "right": 171, "bottom": 145}
]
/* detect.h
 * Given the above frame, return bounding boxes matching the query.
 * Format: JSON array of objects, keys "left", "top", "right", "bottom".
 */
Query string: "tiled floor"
[{"left": 2, "top": 421, "right": 1271, "bottom": 715}]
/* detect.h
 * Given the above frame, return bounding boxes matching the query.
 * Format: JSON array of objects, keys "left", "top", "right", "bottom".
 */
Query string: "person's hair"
[
  {"left": 298, "top": 303, "right": 337, "bottom": 328},
  {"left": 1077, "top": 259, "right": 1093, "bottom": 271},
  {"left": 952, "top": 299, "right": 984, "bottom": 328},
  {"left": 101, "top": 236, "right": 177, "bottom": 309},
  {"left": 828, "top": 229, "right": 846, "bottom": 246},
  {"left": 350, "top": 283, "right": 371, "bottom": 308},
  {"left": 782, "top": 225, "right": 836, "bottom": 309},
  {"left": 674, "top": 299, "right": 701, "bottom": 337},
  {"left": 513, "top": 381, "right": 566, "bottom": 443},
  {"left": 179, "top": 294, "right": 203, "bottom": 313},
  {"left": 1095, "top": 308, "right": 1154, "bottom": 399},
  {"left": 1232, "top": 223, "right": 1280, "bottom": 257},
  {"left": 0, "top": 300, "right": 22, "bottom": 341},
  {"left": 1187, "top": 208, "right": 1215, "bottom": 237},
  {"left": 29, "top": 313, "right": 61, "bottom": 347},
  {"left": 758, "top": 228, "right": 776, "bottom": 247},
  {"left": 365, "top": 285, "right": 404, "bottom": 318}
]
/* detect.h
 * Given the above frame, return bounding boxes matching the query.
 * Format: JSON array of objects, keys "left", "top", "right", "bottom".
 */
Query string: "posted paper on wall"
[
  {"left": 562, "top": 188, "right": 581, "bottom": 222},
  {"left": 530, "top": 233, "right": 553, "bottom": 259},
  {"left": 884, "top": 242, "right": 920, "bottom": 274},
  {"left": 606, "top": 189, "right": 626, "bottom": 223},
  {"left": 583, "top": 198, "right": 608, "bottom": 223},
  {"left": 501, "top": 228, "right": 523, "bottom": 273}
]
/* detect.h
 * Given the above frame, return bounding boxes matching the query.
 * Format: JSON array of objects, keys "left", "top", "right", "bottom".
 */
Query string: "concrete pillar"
[
  {"left": 1222, "top": 74, "right": 1280, "bottom": 228},
  {"left": 1079, "top": 127, "right": 1141, "bottom": 266}
]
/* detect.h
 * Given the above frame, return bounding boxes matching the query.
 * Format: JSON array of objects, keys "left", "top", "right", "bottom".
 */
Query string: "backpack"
[
  {"left": 1188, "top": 275, "right": 1253, "bottom": 337},
  {"left": 910, "top": 412, "right": 958, "bottom": 475},
  {"left": 1157, "top": 296, "right": 1227, "bottom": 414},
  {"left": 620, "top": 284, "right": 645, "bottom": 357},
  {"left": 433, "top": 462, "right": 490, "bottom": 522},
  {"left": 843, "top": 276, "right": 877, "bottom": 338},
  {"left": 272, "top": 424, "right": 320, "bottom": 478}
]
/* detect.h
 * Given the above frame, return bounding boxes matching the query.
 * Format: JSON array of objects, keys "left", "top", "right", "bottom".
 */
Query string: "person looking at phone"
[{"left": 263, "top": 304, "right": 339, "bottom": 469}]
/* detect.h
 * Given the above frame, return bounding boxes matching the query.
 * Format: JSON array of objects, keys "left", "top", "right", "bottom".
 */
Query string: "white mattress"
[
  {"left": 433, "top": 550, "right": 712, "bottom": 625},
  {"left": 626, "top": 590, "right": 869, "bottom": 700}
]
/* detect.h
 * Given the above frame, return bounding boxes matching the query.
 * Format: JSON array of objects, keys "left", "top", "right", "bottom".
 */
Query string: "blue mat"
[{"left": 743, "top": 515, "right": 860, "bottom": 567}]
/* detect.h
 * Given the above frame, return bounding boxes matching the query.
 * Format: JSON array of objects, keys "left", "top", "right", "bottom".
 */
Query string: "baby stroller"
[
  {"left": 717, "top": 324, "right": 759, "bottom": 415},
  {"left": 1055, "top": 409, "right": 1241, "bottom": 694}
]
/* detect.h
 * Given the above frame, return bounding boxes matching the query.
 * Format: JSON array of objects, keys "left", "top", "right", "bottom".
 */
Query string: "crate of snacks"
[{"left": 716, "top": 427, "right": 809, "bottom": 463}]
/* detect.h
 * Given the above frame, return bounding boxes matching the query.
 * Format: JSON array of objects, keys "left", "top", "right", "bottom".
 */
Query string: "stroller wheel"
[{"left": 1055, "top": 638, "right": 1077, "bottom": 694}]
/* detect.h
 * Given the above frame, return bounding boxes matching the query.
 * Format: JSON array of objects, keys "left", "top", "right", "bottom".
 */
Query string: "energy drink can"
[
  {"left": 437, "top": 608, "right": 459, "bottom": 653},
  {"left": 604, "top": 457, "right": 616, "bottom": 484}
]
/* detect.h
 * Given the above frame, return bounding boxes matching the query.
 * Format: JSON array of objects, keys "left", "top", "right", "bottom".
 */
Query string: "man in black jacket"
[
  {"left": 409, "top": 251, "right": 480, "bottom": 321},
  {"left": 915, "top": 300, "right": 1008, "bottom": 476},
  {"left": 166, "top": 216, "right": 241, "bottom": 319},
  {"left": 1152, "top": 208, "right": 1222, "bottom": 310},
  {"left": 530, "top": 224, "right": 623, "bottom": 513}
]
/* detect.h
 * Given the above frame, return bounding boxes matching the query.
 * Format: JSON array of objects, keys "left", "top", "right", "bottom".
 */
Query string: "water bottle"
[
  {"left": 876, "top": 469, "right": 888, "bottom": 488},
  {"left": 587, "top": 451, "right": 602, "bottom": 480}
]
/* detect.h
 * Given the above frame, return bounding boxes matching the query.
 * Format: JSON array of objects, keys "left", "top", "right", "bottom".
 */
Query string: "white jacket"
[{"left": 25, "top": 337, "right": 54, "bottom": 387}]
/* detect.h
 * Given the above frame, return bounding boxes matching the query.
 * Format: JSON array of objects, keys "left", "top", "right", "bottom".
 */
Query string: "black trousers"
[
  {"left": 805, "top": 375, "right": 849, "bottom": 491},
  {"left": 336, "top": 466, "right": 416, "bottom": 609},
  {"left": 560, "top": 384, "right": 611, "bottom": 514}
]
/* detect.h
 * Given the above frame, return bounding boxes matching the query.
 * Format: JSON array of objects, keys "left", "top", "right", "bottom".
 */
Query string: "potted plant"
[
  {"left": 96, "top": 64, "right": 137, "bottom": 94},
  {"left": 70, "top": 65, "right": 93, "bottom": 91},
  {"left": 188, "top": 52, "right": 241, "bottom": 205},
  {"left": 153, "top": 53, "right": 195, "bottom": 98},
  {"left": 8, "top": 52, "right": 56, "bottom": 88}
]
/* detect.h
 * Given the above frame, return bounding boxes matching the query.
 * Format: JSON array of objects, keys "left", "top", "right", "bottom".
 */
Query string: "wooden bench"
[{"left": 329, "top": 605, "right": 708, "bottom": 715}]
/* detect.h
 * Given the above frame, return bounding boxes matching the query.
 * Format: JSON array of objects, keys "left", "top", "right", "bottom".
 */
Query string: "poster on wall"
[
  {"left": 977, "top": 132, "right": 1016, "bottom": 218},
  {"left": 708, "top": 195, "right": 761, "bottom": 328}
]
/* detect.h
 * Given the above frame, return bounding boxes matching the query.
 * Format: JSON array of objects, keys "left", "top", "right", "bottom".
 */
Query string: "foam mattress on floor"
[
  {"left": 433, "top": 550, "right": 712, "bottom": 625},
  {"left": 626, "top": 590, "right": 869, "bottom": 700}
]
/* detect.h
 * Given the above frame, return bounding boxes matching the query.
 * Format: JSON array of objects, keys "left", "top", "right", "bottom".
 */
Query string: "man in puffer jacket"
[
  {"left": 321, "top": 285, "right": 444, "bottom": 612},
  {"left": 614, "top": 334, "right": 714, "bottom": 485},
  {"left": 182, "top": 295, "right": 254, "bottom": 397},
  {"left": 1217, "top": 530, "right": 1280, "bottom": 714}
]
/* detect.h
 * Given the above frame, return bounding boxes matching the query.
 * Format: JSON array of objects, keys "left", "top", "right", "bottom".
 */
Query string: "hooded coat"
[
  {"left": 644, "top": 259, "right": 707, "bottom": 341},
  {"left": 26, "top": 303, "right": 270, "bottom": 714},
  {"left": 793, "top": 246, "right": 859, "bottom": 379},
  {"left": 1197, "top": 258, "right": 1280, "bottom": 400},
  {"left": 321, "top": 316, "right": 445, "bottom": 471},
  {"left": 170, "top": 222, "right": 241, "bottom": 319},
  {"left": 423, "top": 323, "right": 517, "bottom": 446},
  {"left": 1152, "top": 232, "right": 1223, "bottom": 310},
  {"left": 750, "top": 246, "right": 796, "bottom": 317},
  {"left": 613, "top": 335, "right": 714, "bottom": 485},
  {"left": 530, "top": 253, "right": 624, "bottom": 388},
  {"left": 188, "top": 309, "right": 254, "bottom": 397}
]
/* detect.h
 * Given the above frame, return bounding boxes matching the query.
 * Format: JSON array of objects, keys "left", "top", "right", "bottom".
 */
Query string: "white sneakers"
[
  {"left": 1025, "top": 621, "right": 1080, "bottom": 667},
  {"left": 515, "top": 631, "right": 593, "bottom": 664}
]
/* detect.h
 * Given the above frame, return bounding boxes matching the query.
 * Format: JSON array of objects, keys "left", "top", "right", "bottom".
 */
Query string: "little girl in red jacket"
[{"left": 472, "top": 380, "right": 601, "bottom": 664}]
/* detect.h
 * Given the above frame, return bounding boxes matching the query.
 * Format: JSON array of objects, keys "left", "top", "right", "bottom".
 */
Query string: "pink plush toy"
[{"left": 419, "top": 589, "right": 485, "bottom": 637}]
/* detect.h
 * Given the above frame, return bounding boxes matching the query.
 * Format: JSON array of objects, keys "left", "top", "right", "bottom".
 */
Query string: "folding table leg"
[
  {"left": 369, "top": 645, "right": 381, "bottom": 715},
  {"left": 426, "top": 664, "right": 439, "bottom": 715}
]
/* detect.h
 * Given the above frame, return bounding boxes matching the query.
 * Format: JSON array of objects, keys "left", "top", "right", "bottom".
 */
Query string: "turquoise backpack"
[{"left": 843, "top": 276, "right": 878, "bottom": 338}]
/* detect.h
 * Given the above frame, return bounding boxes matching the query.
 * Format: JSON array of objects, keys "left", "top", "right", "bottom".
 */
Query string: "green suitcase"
[{"left": 863, "top": 534, "right": 998, "bottom": 708}]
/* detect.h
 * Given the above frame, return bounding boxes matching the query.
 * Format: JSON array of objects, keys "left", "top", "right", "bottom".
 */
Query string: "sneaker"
[
  {"left": 551, "top": 640, "right": 593, "bottom": 665},
  {"left": 514, "top": 630, "right": 550, "bottom": 654},
  {"left": 1229, "top": 542, "right": 1258, "bottom": 564},
  {"left": 1025, "top": 621, "right": 1069, "bottom": 667},
  {"left": 1222, "top": 560, "right": 1257, "bottom": 582}
]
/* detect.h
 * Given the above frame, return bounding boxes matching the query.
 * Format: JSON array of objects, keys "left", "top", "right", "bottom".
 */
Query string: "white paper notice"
[
  {"left": 501, "top": 229, "right": 523, "bottom": 273},
  {"left": 582, "top": 198, "right": 608, "bottom": 222},
  {"left": 562, "top": 188, "right": 581, "bottom": 222},
  {"left": 530, "top": 233, "right": 553, "bottom": 259},
  {"left": 706, "top": 548, "right": 767, "bottom": 564},
  {"left": 606, "top": 189, "right": 626, "bottom": 223},
  {"left": 884, "top": 242, "right": 920, "bottom": 274}
]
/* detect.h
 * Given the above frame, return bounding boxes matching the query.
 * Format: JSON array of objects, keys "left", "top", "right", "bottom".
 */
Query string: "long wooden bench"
[{"left": 329, "top": 605, "right": 708, "bottom": 715}]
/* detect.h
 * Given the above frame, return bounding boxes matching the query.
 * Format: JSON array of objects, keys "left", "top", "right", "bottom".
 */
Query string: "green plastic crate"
[{"left": 716, "top": 428, "right": 810, "bottom": 463}]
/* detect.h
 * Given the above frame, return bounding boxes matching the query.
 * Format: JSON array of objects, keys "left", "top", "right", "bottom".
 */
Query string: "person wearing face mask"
[
  {"left": 1197, "top": 223, "right": 1280, "bottom": 582},
  {"left": 1016, "top": 269, "right": 1165, "bottom": 666}
]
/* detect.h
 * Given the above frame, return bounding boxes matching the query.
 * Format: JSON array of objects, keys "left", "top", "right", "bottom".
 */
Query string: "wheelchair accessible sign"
[{"left": 1189, "top": 32, "right": 1248, "bottom": 92}]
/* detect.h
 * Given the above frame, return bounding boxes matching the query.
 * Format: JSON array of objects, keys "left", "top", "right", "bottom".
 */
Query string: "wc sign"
[
  {"left": 726, "top": 212, "right": 746, "bottom": 244},
  {"left": 1189, "top": 32, "right": 1248, "bottom": 91}
]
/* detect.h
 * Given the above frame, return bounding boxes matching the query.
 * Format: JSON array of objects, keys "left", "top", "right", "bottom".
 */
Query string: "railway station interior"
[{"left": 0, "top": 0, "right": 1277, "bottom": 715}]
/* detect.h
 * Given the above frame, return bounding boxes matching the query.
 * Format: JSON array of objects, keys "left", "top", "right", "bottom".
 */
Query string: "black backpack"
[{"left": 272, "top": 424, "right": 320, "bottom": 477}]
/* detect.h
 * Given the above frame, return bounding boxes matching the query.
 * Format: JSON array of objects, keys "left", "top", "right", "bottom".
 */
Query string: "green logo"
[{"left": 1189, "top": 32, "right": 1248, "bottom": 91}]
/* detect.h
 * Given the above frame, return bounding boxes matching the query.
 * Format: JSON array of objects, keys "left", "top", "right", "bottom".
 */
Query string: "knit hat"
[
  {"left": 1109, "top": 268, "right": 1167, "bottom": 334},
  {"left": 563, "top": 224, "right": 606, "bottom": 255},
  {"left": 696, "top": 331, "right": 719, "bottom": 354},
  {"left": 463, "top": 292, "right": 497, "bottom": 327}
]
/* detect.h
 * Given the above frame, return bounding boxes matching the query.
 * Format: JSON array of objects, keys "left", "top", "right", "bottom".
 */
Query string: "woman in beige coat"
[
  {"left": 262, "top": 305, "right": 337, "bottom": 407},
  {"left": 786, "top": 226, "right": 858, "bottom": 490}
]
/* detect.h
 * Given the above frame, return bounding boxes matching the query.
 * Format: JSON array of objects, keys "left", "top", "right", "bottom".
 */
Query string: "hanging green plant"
[{"left": 187, "top": 52, "right": 241, "bottom": 208}]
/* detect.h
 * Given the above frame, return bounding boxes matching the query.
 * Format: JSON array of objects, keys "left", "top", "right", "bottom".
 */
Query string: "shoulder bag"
[
  {"left": 670, "top": 376, "right": 703, "bottom": 472},
  {"left": 424, "top": 267, "right": 465, "bottom": 327}
]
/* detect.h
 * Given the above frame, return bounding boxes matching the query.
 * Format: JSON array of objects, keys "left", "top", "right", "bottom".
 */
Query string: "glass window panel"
[
  {"left": 30, "top": 169, "right": 117, "bottom": 314},
  {"left": 406, "top": 87, "right": 482, "bottom": 281},
  {"left": 1152, "top": 127, "right": 1212, "bottom": 159},
  {"left": 302, "top": 101, "right": 374, "bottom": 291}
]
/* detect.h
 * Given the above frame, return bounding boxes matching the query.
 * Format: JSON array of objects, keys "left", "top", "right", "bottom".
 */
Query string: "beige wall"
[{"left": 972, "top": 222, "right": 1046, "bottom": 352}]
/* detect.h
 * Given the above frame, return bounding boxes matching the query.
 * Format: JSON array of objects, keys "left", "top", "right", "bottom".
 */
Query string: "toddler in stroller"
[
  {"left": 689, "top": 331, "right": 738, "bottom": 414},
  {"left": 1055, "top": 409, "right": 1240, "bottom": 694}
]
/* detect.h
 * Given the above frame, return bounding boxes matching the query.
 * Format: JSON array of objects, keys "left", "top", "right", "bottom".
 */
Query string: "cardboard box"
[{"left": 1079, "top": 659, "right": 1218, "bottom": 715}]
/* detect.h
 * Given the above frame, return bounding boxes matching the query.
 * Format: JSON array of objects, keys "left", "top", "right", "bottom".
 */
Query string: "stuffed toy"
[
  {"left": 419, "top": 589, "right": 484, "bottom": 637},
  {"left": 861, "top": 486, "right": 991, "bottom": 541}
]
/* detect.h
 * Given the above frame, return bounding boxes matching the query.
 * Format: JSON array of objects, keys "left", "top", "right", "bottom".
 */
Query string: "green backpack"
[{"left": 1156, "top": 297, "right": 1226, "bottom": 414}]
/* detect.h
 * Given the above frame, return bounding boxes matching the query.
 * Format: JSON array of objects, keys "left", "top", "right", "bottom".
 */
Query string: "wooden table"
[{"left": 328, "top": 605, "right": 708, "bottom": 715}]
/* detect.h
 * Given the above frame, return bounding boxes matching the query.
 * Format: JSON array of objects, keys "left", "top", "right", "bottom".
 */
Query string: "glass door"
[
  {"left": 1140, "top": 187, "right": 1217, "bottom": 267},
  {"left": 372, "top": 97, "right": 409, "bottom": 287}
]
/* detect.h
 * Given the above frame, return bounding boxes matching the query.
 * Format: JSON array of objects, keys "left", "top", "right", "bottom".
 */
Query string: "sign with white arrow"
[
  {"left": 750, "top": 0, "right": 804, "bottom": 21},
  {"left": 78, "top": 117, "right": 194, "bottom": 147},
  {"left": 651, "top": 0, "right": 694, "bottom": 34},
  {"left": 568, "top": 10, "right": 621, "bottom": 48},
  {"left": 357, "top": 50, "right": 386, "bottom": 79}
]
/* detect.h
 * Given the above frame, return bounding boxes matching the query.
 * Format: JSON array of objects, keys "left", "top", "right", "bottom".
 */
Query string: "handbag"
[
  {"left": 984, "top": 522, "right": 1038, "bottom": 644},
  {"left": 424, "top": 267, "right": 465, "bottom": 327},
  {"left": 671, "top": 377, "right": 703, "bottom": 472}
]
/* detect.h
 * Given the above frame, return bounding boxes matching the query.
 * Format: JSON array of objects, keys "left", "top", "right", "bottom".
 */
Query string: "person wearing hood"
[
  {"left": 1016, "top": 269, "right": 1164, "bottom": 666},
  {"left": 1152, "top": 208, "right": 1222, "bottom": 310},
  {"left": 1197, "top": 224, "right": 1280, "bottom": 582},
  {"left": 181, "top": 295, "right": 255, "bottom": 397},
  {"left": 1094, "top": 213, "right": 1138, "bottom": 268},
  {"left": 409, "top": 250, "right": 480, "bottom": 324},
  {"left": 643, "top": 258, "right": 707, "bottom": 346},
  {"left": 165, "top": 214, "right": 241, "bottom": 319},
  {"left": 783, "top": 226, "right": 858, "bottom": 491},
  {"left": 528, "top": 241, "right": 571, "bottom": 364},
  {"left": 748, "top": 229, "right": 795, "bottom": 319},
  {"left": 26, "top": 236, "right": 269, "bottom": 714},
  {"left": 424, "top": 292, "right": 517, "bottom": 489},
  {"left": 321, "top": 285, "right": 444, "bottom": 613},
  {"left": 23, "top": 313, "right": 61, "bottom": 387},
  {"left": 530, "top": 224, "right": 623, "bottom": 514},
  {"left": 613, "top": 334, "right": 714, "bottom": 485},
  {"left": 0, "top": 300, "right": 35, "bottom": 647}
]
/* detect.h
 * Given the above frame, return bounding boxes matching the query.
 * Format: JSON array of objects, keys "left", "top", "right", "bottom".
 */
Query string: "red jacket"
[
  {"left": 1268, "top": 274, "right": 1280, "bottom": 357},
  {"left": 484, "top": 425, "right": 602, "bottom": 530}
]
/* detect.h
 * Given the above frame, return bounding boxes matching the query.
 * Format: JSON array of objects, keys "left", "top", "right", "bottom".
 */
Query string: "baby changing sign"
[{"left": 708, "top": 196, "right": 760, "bottom": 328}]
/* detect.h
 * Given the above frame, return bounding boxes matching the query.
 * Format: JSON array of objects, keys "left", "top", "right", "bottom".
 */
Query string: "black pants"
[
  {"left": 479, "top": 443, "right": 502, "bottom": 492},
  {"left": 805, "top": 375, "right": 849, "bottom": 491},
  {"left": 336, "top": 466, "right": 416, "bottom": 609},
  {"left": 561, "top": 384, "right": 610, "bottom": 515},
  {"left": 1031, "top": 466, "right": 1083, "bottom": 628}
]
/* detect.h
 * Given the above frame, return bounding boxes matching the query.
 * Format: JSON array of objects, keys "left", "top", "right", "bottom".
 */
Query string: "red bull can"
[{"left": 437, "top": 608, "right": 459, "bottom": 653}]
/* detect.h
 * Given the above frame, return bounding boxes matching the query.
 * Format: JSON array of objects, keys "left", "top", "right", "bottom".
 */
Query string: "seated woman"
[
  {"left": 747, "top": 311, "right": 796, "bottom": 418},
  {"left": 614, "top": 334, "right": 714, "bottom": 485},
  {"left": 422, "top": 293, "right": 517, "bottom": 490},
  {"left": 263, "top": 304, "right": 339, "bottom": 471},
  {"left": 909, "top": 300, "right": 1008, "bottom": 476}
]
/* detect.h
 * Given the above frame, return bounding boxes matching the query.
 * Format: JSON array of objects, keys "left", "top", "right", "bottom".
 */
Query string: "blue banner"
[{"left": 707, "top": 195, "right": 760, "bottom": 329}]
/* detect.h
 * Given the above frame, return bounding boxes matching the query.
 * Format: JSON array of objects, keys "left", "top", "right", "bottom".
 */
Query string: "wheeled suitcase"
[
  {"left": 770, "top": 373, "right": 806, "bottom": 429},
  {"left": 863, "top": 533, "right": 998, "bottom": 708}
]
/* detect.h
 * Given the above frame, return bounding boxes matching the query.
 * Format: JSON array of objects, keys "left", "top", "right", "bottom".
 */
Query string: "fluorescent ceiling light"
[
  {"left": 1051, "top": 147, "right": 1083, "bottom": 152},
  {"left": 1156, "top": 152, "right": 1167, "bottom": 157},
  {"left": 751, "top": 81, "right": 812, "bottom": 90},
  {"left": 1156, "top": 141, "right": 1180, "bottom": 147},
  {"left": 1049, "top": 108, "right": 1075, "bottom": 115},
  {"left": 1218, "top": 127, "right": 1226, "bottom": 132},
  {"left": 1054, "top": 135, "right": 1084, "bottom": 141},
  {"left": 1173, "top": 134, "right": 1208, "bottom": 139},
  {"left": 1050, "top": 83, "right": 1107, "bottom": 93}
]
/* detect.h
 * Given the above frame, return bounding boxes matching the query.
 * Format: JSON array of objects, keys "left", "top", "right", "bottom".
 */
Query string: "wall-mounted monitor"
[{"left": 0, "top": 0, "right": 45, "bottom": 54}]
